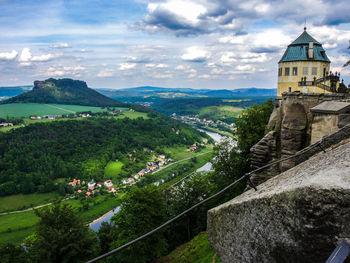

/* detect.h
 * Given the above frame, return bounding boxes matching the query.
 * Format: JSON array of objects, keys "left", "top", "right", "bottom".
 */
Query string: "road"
[
  {"left": 0, "top": 196, "right": 74, "bottom": 216},
  {"left": 152, "top": 150, "right": 213, "bottom": 174}
]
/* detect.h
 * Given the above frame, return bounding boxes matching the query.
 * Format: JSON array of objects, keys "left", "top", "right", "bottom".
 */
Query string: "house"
[
  {"left": 97, "top": 182, "right": 103, "bottom": 188},
  {"left": 138, "top": 171, "right": 145, "bottom": 176},
  {"left": 133, "top": 174, "right": 140, "bottom": 180},
  {"left": 122, "top": 178, "right": 135, "bottom": 185},
  {"left": 68, "top": 179, "right": 80, "bottom": 187},
  {"left": 88, "top": 180, "right": 96, "bottom": 190},
  {"left": 108, "top": 187, "right": 117, "bottom": 193},
  {"left": 77, "top": 190, "right": 82, "bottom": 194},
  {"left": 149, "top": 166, "right": 157, "bottom": 171},
  {"left": 159, "top": 154, "right": 166, "bottom": 160},
  {"left": 104, "top": 180, "right": 113, "bottom": 188},
  {"left": 86, "top": 192, "right": 92, "bottom": 197},
  {"left": 0, "top": 123, "right": 14, "bottom": 127},
  {"left": 189, "top": 146, "right": 197, "bottom": 151}
]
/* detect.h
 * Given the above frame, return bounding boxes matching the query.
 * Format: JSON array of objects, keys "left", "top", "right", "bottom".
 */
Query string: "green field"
[
  {"left": 199, "top": 105, "right": 243, "bottom": 120},
  {"left": 115, "top": 111, "right": 149, "bottom": 119},
  {"left": 0, "top": 210, "right": 39, "bottom": 243},
  {"left": 104, "top": 161, "right": 124, "bottom": 179},
  {"left": 0, "top": 195, "right": 122, "bottom": 244},
  {"left": 0, "top": 192, "right": 59, "bottom": 213},
  {"left": 0, "top": 103, "right": 128, "bottom": 118},
  {"left": 164, "top": 145, "right": 213, "bottom": 161}
]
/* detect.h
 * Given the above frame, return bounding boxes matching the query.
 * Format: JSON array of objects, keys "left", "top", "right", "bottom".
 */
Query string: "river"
[{"left": 89, "top": 130, "right": 226, "bottom": 231}]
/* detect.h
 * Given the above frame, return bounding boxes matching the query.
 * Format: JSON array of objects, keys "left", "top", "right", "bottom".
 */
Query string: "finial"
[{"left": 304, "top": 26, "right": 307, "bottom": 31}]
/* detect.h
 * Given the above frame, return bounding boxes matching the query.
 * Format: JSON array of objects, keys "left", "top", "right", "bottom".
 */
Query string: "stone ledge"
[{"left": 208, "top": 141, "right": 350, "bottom": 263}]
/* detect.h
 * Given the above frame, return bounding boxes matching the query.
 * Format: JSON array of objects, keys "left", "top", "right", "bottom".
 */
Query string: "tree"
[
  {"left": 97, "top": 222, "right": 117, "bottom": 254},
  {"left": 30, "top": 201, "right": 99, "bottom": 263},
  {"left": 109, "top": 185, "right": 168, "bottom": 263},
  {"left": 0, "top": 243, "right": 28, "bottom": 263},
  {"left": 233, "top": 99, "right": 274, "bottom": 155}
]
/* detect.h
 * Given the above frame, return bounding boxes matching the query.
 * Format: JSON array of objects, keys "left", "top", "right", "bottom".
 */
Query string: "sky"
[{"left": 0, "top": 0, "right": 349, "bottom": 90}]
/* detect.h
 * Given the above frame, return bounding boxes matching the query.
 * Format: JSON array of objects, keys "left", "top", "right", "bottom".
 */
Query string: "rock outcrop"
[
  {"left": 249, "top": 92, "right": 350, "bottom": 186},
  {"left": 207, "top": 141, "right": 350, "bottom": 263}
]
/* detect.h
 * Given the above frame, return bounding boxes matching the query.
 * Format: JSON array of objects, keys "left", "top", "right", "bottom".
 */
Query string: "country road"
[
  {"left": 0, "top": 196, "right": 74, "bottom": 216},
  {"left": 152, "top": 150, "right": 213, "bottom": 174}
]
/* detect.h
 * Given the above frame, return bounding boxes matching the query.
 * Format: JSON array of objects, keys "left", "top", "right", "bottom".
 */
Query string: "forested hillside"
[{"left": 0, "top": 115, "right": 207, "bottom": 196}]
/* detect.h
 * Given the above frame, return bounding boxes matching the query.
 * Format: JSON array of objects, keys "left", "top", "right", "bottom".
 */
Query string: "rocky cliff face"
[
  {"left": 250, "top": 92, "right": 349, "bottom": 186},
  {"left": 207, "top": 140, "right": 350, "bottom": 263}
]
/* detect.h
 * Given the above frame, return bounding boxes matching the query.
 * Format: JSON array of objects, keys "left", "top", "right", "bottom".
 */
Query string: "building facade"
[{"left": 277, "top": 28, "right": 340, "bottom": 96}]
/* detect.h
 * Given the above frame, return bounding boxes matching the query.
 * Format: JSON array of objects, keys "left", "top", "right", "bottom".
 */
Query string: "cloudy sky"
[{"left": 0, "top": 0, "right": 349, "bottom": 90}]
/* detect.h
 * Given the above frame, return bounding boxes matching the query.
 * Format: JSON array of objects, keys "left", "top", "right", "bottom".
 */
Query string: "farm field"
[
  {"left": 0, "top": 194, "right": 122, "bottom": 244},
  {"left": 0, "top": 192, "right": 60, "bottom": 213},
  {"left": 199, "top": 105, "right": 243, "bottom": 121},
  {"left": 163, "top": 144, "right": 213, "bottom": 161},
  {"left": 104, "top": 161, "right": 124, "bottom": 180},
  {"left": 115, "top": 111, "right": 149, "bottom": 119},
  {"left": 0, "top": 103, "right": 128, "bottom": 118}
]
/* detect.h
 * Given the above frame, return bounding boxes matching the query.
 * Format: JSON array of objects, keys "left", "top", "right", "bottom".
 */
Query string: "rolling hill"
[
  {"left": 98, "top": 86, "right": 277, "bottom": 99},
  {"left": 2, "top": 78, "right": 122, "bottom": 107}
]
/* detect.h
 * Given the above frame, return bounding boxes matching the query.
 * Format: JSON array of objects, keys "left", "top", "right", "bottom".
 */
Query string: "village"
[
  {"left": 172, "top": 114, "right": 235, "bottom": 135},
  {"left": 66, "top": 141, "right": 208, "bottom": 198}
]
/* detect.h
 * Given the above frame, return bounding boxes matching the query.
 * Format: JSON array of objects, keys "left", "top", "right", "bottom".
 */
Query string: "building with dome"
[{"left": 277, "top": 28, "right": 342, "bottom": 96}]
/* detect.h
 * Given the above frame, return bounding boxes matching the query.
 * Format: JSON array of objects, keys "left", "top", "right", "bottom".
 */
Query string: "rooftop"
[{"left": 279, "top": 28, "right": 330, "bottom": 63}]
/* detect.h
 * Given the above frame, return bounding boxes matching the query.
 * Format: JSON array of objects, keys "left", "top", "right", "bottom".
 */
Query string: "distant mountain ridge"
[
  {"left": 2, "top": 78, "right": 122, "bottom": 107},
  {"left": 98, "top": 86, "right": 277, "bottom": 98}
]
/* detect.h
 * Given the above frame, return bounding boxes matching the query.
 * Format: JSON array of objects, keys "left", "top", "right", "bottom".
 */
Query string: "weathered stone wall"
[
  {"left": 208, "top": 141, "right": 350, "bottom": 263},
  {"left": 250, "top": 92, "right": 350, "bottom": 186},
  {"left": 311, "top": 114, "right": 339, "bottom": 144}
]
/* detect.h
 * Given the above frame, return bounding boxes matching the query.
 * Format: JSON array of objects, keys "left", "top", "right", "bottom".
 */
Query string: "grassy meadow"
[
  {"left": 199, "top": 105, "right": 243, "bottom": 121},
  {"left": 104, "top": 161, "right": 124, "bottom": 180},
  {"left": 0, "top": 194, "right": 122, "bottom": 244},
  {"left": 0, "top": 192, "right": 60, "bottom": 213},
  {"left": 0, "top": 103, "right": 129, "bottom": 118}
]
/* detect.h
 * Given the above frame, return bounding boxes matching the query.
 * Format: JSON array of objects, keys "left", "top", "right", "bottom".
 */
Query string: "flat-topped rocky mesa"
[{"left": 207, "top": 140, "right": 350, "bottom": 263}]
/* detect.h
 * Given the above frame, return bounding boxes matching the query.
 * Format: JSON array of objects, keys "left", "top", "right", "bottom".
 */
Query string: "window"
[
  {"left": 288, "top": 87, "right": 292, "bottom": 92},
  {"left": 292, "top": 67, "right": 298, "bottom": 76},
  {"left": 278, "top": 68, "right": 282, "bottom": 76},
  {"left": 312, "top": 67, "right": 317, "bottom": 75},
  {"left": 303, "top": 67, "right": 308, "bottom": 75},
  {"left": 285, "top": 67, "right": 290, "bottom": 76}
]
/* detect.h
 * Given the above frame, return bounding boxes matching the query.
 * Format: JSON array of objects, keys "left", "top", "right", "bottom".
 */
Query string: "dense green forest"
[
  {"left": 151, "top": 97, "right": 272, "bottom": 116},
  {"left": 0, "top": 115, "right": 208, "bottom": 196},
  {"left": 2, "top": 78, "right": 123, "bottom": 107}
]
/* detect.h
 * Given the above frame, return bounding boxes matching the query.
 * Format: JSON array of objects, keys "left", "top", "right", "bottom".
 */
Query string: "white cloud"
[
  {"left": 181, "top": 46, "right": 210, "bottom": 62},
  {"left": 175, "top": 65, "right": 190, "bottom": 70},
  {"left": 41, "top": 65, "right": 86, "bottom": 77},
  {"left": 154, "top": 73, "right": 173, "bottom": 79},
  {"left": 50, "top": 43, "right": 71, "bottom": 49},
  {"left": 145, "top": 63, "right": 168, "bottom": 68},
  {"left": 119, "top": 63, "right": 136, "bottom": 70},
  {"left": 0, "top": 50, "right": 18, "bottom": 60},
  {"left": 97, "top": 68, "right": 114, "bottom": 77},
  {"left": 198, "top": 74, "right": 210, "bottom": 79},
  {"left": 18, "top": 48, "right": 57, "bottom": 66}
]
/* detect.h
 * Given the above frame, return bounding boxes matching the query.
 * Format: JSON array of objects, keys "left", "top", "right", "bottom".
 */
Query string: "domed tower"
[{"left": 277, "top": 28, "right": 339, "bottom": 96}]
